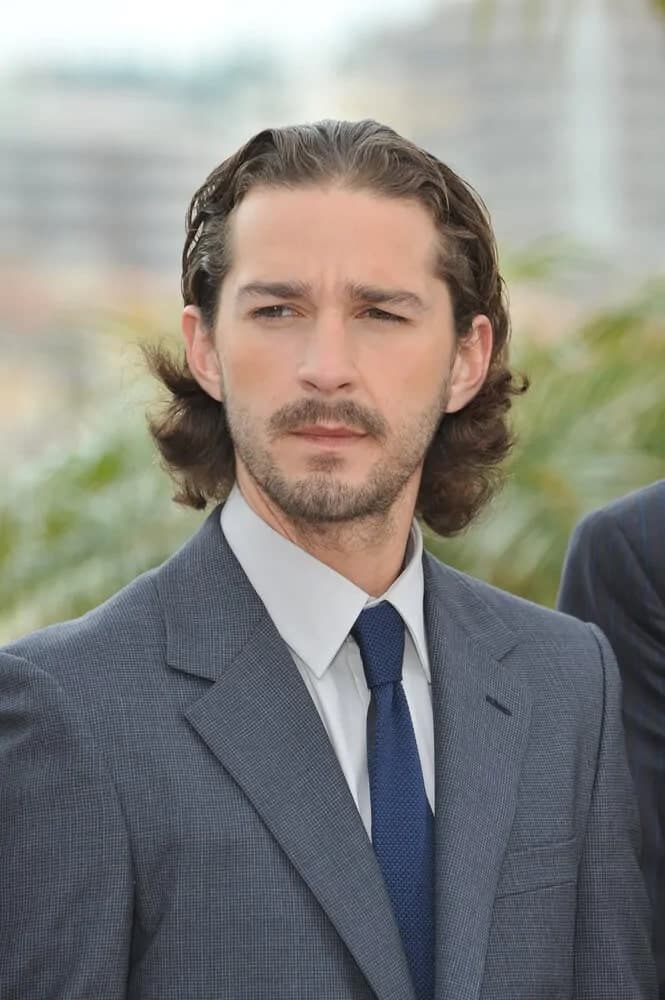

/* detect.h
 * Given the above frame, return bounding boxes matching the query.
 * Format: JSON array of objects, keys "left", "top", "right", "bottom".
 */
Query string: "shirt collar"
[{"left": 220, "top": 485, "right": 431, "bottom": 681}]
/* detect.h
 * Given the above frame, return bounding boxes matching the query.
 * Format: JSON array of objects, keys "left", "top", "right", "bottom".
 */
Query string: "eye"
[
  {"left": 362, "top": 307, "right": 408, "bottom": 324},
  {"left": 251, "top": 304, "right": 298, "bottom": 319}
]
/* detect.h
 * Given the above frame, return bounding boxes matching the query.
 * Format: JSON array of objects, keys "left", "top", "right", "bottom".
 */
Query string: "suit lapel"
[
  {"left": 157, "top": 509, "right": 416, "bottom": 1000},
  {"left": 423, "top": 556, "right": 532, "bottom": 1000}
]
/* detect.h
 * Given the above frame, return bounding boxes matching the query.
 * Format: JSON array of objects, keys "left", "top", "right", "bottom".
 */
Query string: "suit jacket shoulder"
[
  {"left": 2, "top": 567, "right": 163, "bottom": 685},
  {"left": 587, "top": 479, "right": 665, "bottom": 532},
  {"left": 0, "top": 504, "right": 269, "bottom": 720},
  {"left": 559, "top": 481, "right": 665, "bottom": 622},
  {"left": 568, "top": 481, "right": 665, "bottom": 588},
  {"left": 423, "top": 550, "right": 611, "bottom": 716}
]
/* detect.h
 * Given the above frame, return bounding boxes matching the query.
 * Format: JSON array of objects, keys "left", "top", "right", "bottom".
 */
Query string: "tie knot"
[{"left": 352, "top": 602, "right": 405, "bottom": 689}]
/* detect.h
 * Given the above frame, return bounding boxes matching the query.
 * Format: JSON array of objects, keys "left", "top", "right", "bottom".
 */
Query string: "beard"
[{"left": 224, "top": 386, "right": 450, "bottom": 526}]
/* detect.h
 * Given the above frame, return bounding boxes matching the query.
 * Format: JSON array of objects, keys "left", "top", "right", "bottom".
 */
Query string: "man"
[
  {"left": 1, "top": 120, "right": 656, "bottom": 999},
  {"left": 559, "top": 480, "right": 665, "bottom": 995}
]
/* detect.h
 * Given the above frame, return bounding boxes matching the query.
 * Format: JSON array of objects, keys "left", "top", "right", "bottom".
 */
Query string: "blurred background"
[{"left": 1, "top": 0, "right": 664, "bottom": 640}]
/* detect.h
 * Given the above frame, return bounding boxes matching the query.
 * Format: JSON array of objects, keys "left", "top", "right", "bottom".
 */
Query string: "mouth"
[{"left": 290, "top": 425, "right": 368, "bottom": 446}]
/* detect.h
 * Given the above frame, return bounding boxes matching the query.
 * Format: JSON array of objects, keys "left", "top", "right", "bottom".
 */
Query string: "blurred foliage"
[
  {"left": 0, "top": 386, "right": 203, "bottom": 643},
  {"left": 1, "top": 279, "right": 665, "bottom": 641},
  {"left": 427, "top": 279, "right": 665, "bottom": 605}
]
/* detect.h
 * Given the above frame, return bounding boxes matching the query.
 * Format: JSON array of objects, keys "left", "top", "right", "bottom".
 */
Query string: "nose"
[{"left": 297, "top": 312, "right": 357, "bottom": 395}]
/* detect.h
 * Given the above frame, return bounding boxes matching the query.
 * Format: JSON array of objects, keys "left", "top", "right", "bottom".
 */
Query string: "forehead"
[{"left": 224, "top": 184, "right": 441, "bottom": 286}]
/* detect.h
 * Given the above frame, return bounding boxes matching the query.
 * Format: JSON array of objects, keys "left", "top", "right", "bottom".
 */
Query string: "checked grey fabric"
[
  {"left": 0, "top": 505, "right": 658, "bottom": 999},
  {"left": 352, "top": 603, "right": 434, "bottom": 1000}
]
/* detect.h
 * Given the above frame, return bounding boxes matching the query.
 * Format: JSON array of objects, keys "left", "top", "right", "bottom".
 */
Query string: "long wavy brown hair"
[{"left": 146, "top": 119, "right": 527, "bottom": 536}]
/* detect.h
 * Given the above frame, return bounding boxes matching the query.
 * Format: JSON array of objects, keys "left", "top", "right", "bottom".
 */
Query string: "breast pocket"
[{"left": 496, "top": 836, "right": 579, "bottom": 898}]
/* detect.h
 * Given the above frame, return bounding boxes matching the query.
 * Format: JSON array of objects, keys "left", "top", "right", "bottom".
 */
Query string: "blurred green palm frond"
[
  {"left": 1, "top": 280, "right": 664, "bottom": 640},
  {"left": 426, "top": 280, "right": 665, "bottom": 606},
  {"left": 0, "top": 388, "right": 203, "bottom": 642}
]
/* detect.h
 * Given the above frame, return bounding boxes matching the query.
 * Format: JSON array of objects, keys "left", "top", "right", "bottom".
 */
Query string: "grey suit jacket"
[
  {"left": 559, "top": 480, "right": 665, "bottom": 996},
  {"left": 1, "top": 507, "right": 656, "bottom": 999}
]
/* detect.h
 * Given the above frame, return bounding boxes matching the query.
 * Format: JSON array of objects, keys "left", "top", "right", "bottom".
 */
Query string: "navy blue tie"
[{"left": 352, "top": 602, "right": 434, "bottom": 1000}]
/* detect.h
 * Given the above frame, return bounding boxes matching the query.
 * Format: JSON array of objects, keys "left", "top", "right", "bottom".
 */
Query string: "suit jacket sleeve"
[
  {"left": 0, "top": 652, "right": 134, "bottom": 999},
  {"left": 559, "top": 507, "right": 665, "bottom": 993},
  {"left": 573, "top": 625, "right": 657, "bottom": 998}
]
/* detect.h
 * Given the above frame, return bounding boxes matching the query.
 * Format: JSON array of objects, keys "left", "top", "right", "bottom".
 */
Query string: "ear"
[
  {"left": 181, "top": 305, "right": 223, "bottom": 402},
  {"left": 445, "top": 315, "right": 493, "bottom": 414}
]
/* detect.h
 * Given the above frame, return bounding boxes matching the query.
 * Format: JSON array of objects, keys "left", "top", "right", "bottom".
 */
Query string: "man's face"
[{"left": 190, "top": 184, "right": 489, "bottom": 524}]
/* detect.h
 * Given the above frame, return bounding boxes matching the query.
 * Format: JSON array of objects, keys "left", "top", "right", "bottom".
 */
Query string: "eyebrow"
[
  {"left": 237, "top": 281, "right": 310, "bottom": 302},
  {"left": 236, "top": 280, "right": 427, "bottom": 312},
  {"left": 345, "top": 283, "right": 427, "bottom": 312}
]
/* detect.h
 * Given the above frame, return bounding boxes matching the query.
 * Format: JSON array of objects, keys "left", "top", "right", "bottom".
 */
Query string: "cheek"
[
  {"left": 371, "top": 339, "right": 452, "bottom": 407},
  {"left": 219, "top": 335, "right": 294, "bottom": 412}
]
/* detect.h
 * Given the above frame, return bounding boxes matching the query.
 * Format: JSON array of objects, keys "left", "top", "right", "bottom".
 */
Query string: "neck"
[{"left": 236, "top": 474, "right": 418, "bottom": 597}]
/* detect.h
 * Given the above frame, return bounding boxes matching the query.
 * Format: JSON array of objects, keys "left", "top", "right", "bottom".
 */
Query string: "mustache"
[{"left": 268, "top": 399, "right": 388, "bottom": 440}]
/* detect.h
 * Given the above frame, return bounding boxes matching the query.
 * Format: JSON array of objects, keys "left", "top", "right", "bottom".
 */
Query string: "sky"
[{"left": 1, "top": 0, "right": 448, "bottom": 66}]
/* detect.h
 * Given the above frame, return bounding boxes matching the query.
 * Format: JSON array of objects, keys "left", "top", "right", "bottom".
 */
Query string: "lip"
[
  {"left": 293, "top": 425, "right": 366, "bottom": 438},
  {"left": 290, "top": 426, "right": 368, "bottom": 445}
]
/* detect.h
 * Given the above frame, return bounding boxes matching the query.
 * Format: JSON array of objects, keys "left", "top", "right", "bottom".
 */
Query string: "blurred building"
[
  {"left": 341, "top": 0, "right": 665, "bottom": 281},
  {"left": 0, "top": 56, "right": 291, "bottom": 276},
  {"left": 1, "top": 0, "right": 664, "bottom": 288},
  {"left": 0, "top": 54, "right": 297, "bottom": 458}
]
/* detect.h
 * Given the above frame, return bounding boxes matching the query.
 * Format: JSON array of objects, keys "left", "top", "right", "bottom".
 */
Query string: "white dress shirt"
[{"left": 220, "top": 485, "right": 435, "bottom": 838}]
